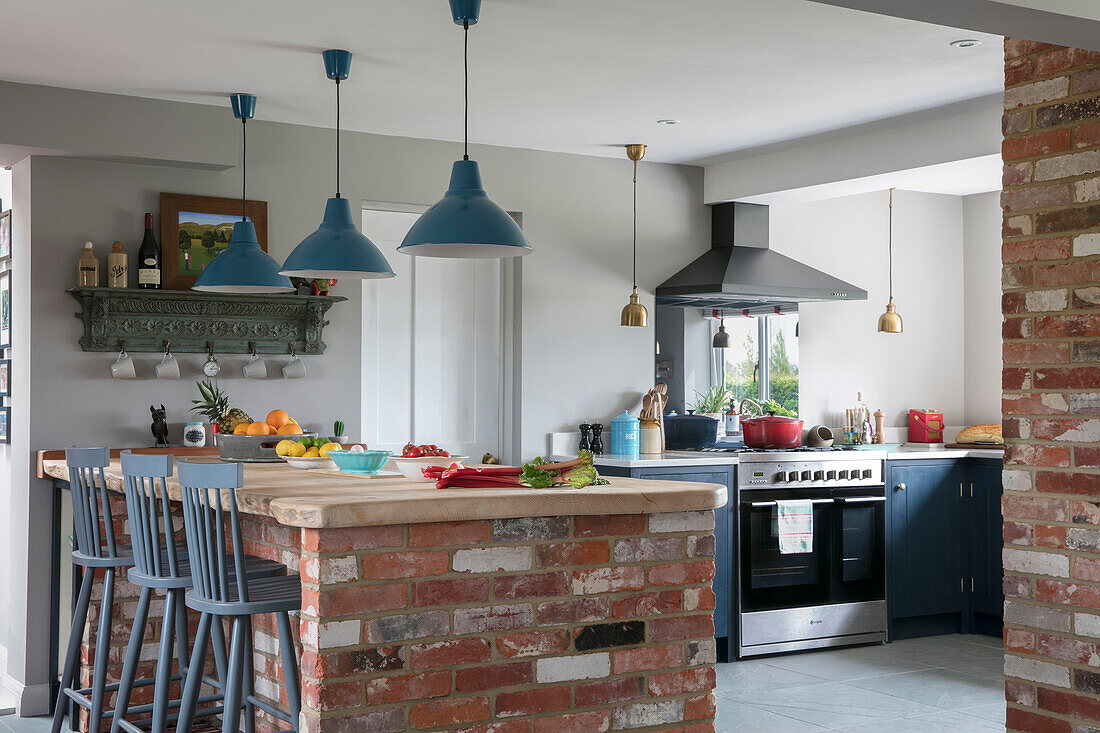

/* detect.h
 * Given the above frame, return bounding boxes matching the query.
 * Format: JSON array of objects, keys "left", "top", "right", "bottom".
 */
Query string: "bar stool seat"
[
  {"left": 128, "top": 554, "right": 285, "bottom": 590},
  {"left": 185, "top": 574, "right": 302, "bottom": 615}
]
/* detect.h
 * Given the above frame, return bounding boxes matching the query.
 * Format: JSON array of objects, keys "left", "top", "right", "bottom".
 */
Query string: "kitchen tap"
[{"left": 739, "top": 398, "right": 763, "bottom": 417}]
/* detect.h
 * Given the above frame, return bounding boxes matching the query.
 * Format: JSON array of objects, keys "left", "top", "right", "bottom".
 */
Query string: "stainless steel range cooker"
[{"left": 735, "top": 450, "right": 887, "bottom": 658}]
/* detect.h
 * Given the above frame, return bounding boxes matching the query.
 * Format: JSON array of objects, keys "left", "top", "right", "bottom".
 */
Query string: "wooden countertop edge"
[{"left": 38, "top": 456, "right": 726, "bottom": 529}]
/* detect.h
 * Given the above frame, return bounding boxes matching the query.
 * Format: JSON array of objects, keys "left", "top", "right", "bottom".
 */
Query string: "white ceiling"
[{"left": 0, "top": 0, "right": 1004, "bottom": 164}]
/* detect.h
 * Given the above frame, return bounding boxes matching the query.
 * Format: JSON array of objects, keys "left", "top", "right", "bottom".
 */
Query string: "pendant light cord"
[
  {"left": 463, "top": 20, "right": 470, "bottom": 161},
  {"left": 241, "top": 117, "right": 247, "bottom": 220},
  {"left": 335, "top": 78, "right": 342, "bottom": 198},
  {"left": 632, "top": 159, "right": 638, "bottom": 290},
  {"left": 888, "top": 187, "right": 894, "bottom": 299}
]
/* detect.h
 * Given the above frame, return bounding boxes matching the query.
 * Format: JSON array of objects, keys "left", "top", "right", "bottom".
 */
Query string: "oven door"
[
  {"left": 739, "top": 488, "right": 833, "bottom": 613},
  {"left": 832, "top": 486, "right": 886, "bottom": 604}
]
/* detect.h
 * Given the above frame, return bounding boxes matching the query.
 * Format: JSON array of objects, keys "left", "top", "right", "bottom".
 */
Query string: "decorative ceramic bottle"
[
  {"left": 78, "top": 241, "right": 99, "bottom": 287},
  {"left": 107, "top": 241, "right": 128, "bottom": 288}
]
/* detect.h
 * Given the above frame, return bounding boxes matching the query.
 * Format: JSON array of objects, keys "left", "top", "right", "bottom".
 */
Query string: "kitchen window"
[{"left": 714, "top": 313, "right": 799, "bottom": 415}]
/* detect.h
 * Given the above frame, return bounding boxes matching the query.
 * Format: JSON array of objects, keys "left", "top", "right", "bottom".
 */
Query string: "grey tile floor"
[
  {"left": 716, "top": 634, "right": 1007, "bottom": 732},
  {"left": 0, "top": 635, "right": 1006, "bottom": 733}
]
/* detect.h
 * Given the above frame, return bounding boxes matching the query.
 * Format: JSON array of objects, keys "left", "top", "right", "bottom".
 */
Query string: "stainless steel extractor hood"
[{"left": 656, "top": 202, "right": 867, "bottom": 312}]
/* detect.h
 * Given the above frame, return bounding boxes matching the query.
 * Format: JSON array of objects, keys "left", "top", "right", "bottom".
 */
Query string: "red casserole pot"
[{"left": 742, "top": 412, "right": 804, "bottom": 449}]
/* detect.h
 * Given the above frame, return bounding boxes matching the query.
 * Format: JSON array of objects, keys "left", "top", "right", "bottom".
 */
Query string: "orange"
[
  {"left": 266, "top": 410, "right": 291, "bottom": 429},
  {"left": 246, "top": 421, "right": 273, "bottom": 436},
  {"left": 277, "top": 423, "right": 303, "bottom": 436},
  {"left": 233, "top": 423, "right": 249, "bottom": 435}
]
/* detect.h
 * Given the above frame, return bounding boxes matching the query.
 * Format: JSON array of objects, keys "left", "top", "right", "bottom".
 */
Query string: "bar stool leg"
[
  {"left": 88, "top": 568, "right": 116, "bottom": 731},
  {"left": 52, "top": 568, "right": 95, "bottom": 733},
  {"left": 276, "top": 611, "right": 301, "bottom": 732},
  {"left": 211, "top": 616, "right": 230, "bottom": 687},
  {"left": 174, "top": 591, "right": 191, "bottom": 680},
  {"left": 242, "top": 617, "right": 255, "bottom": 733},
  {"left": 176, "top": 612, "right": 211, "bottom": 733},
  {"left": 109, "top": 586, "right": 154, "bottom": 733},
  {"left": 221, "top": 617, "right": 247, "bottom": 733},
  {"left": 150, "top": 588, "right": 178, "bottom": 732}
]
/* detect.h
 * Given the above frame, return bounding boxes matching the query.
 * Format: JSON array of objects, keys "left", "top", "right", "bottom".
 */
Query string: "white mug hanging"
[
  {"left": 243, "top": 343, "right": 267, "bottom": 380},
  {"left": 109, "top": 341, "right": 136, "bottom": 379},
  {"left": 282, "top": 343, "right": 306, "bottom": 379},
  {"left": 155, "top": 341, "right": 180, "bottom": 379},
  {"left": 202, "top": 343, "right": 220, "bottom": 378}
]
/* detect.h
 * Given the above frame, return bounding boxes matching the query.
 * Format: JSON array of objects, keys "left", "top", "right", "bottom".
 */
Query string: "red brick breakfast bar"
[{"left": 39, "top": 456, "right": 725, "bottom": 732}]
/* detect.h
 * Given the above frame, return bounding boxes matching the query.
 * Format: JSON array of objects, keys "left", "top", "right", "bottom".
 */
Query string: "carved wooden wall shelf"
[{"left": 67, "top": 287, "right": 346, "bottom": 354}]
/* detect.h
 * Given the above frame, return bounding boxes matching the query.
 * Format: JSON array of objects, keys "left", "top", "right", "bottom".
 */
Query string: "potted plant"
[
  {"left": 330, "top": 420, "right": 349, "bottom": 445},
  {"left": 688, "top": 385, "right": 732, "bottom": 421}
]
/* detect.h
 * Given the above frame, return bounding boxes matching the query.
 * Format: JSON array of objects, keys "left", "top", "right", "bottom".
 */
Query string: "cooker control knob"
[
  {"left": 826, "top": 470, "right": 837, "bottom": 480},
  {"left": 787, "top": 471, "right": 800, "bottom": 482},
  {"left": 813, "top": 470, "right": 824, "bottom": 481},
  {"left": 774, "top": 472, "right": 786, "bottom": 483},
  {"left": 862, "top": 468, "right": 873, "bottom": 479},
  {"left": 838, "top": 469, "right": 849, "bottom": 480},
  {"left": 800, "top": 470, "right": 812, "bottom": 481}
]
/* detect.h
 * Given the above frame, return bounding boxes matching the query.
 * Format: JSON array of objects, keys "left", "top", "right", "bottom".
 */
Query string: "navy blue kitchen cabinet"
[
  {"left": 597, "top": 463, "right": 734, "bottom": 661},
  {"left": 968, "top": 458, "right": 1005, "bottom": 635},
  {"left": 886, "top": 457, "right": 1004, "bottom": 639},
  {"left": 886, "top": 459, "right": 967, "bottom": 638}
]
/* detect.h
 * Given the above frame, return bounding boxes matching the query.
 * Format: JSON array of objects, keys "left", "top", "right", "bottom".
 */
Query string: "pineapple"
[{"left": 191, "top": 380, "right": 251, "bottom": 433}]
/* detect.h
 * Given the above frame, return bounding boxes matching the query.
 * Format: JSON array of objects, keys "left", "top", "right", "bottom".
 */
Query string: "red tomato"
[
  {"left": 438, "top": 450, "right": 449, "bottom": 457},
  {"left": 407, "top": 446, "right": 423, "bottom": 457}
]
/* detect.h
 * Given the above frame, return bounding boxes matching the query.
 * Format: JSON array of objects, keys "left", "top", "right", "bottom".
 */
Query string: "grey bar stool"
[
  {"left": 52, "top": 447, "right": 132, "bottom": 733},
  {"left": 110, "top": 451, "right": 285, "bottom": 733},
  {"left": 175, "top": 459, "right": 302, "bottom": 733}
]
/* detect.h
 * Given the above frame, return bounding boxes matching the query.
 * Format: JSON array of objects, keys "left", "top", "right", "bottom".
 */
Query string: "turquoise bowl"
[{"left": 328, "top": 450, "right": 393, "bottom": 475}]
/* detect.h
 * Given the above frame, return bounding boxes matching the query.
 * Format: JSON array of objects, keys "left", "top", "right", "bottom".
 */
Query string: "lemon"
[
  {"left": 303, "top": 447, "right": 321, "bottom": 458},
  {"left": 275, "top": 440, "right": 295, "bottom": 457},
  {"left": 319, "top": 442, "right": 342, "bottom": 457},
  {"left": 287, "top": 442, "right": 307, "bottom": 458}
]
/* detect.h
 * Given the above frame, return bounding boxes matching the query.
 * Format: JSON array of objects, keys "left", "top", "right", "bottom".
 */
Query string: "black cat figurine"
[{"left": 150, "top": 404, "right": 169, "bottom": 448}]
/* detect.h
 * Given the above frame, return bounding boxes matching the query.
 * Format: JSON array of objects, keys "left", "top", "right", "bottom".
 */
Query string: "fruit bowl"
[
  {"left": 280, "top": 455, "right": 338, "bottom": 471},
  {"left": 391, "top": 455, "right": 468, "bottom": 482},
  {"left": 328, "top": 450, "right": 393, "bottom": 475},
  {"left": 217, "top": 432, "right": 318, "bottom": 462}
]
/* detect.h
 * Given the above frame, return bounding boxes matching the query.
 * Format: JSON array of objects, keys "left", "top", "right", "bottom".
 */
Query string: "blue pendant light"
[
  {"left": 398, "top": 0, "right": 532, "bottom": 259},
  {"left": 280, "top": 50, "right": 395, "bottom": 279},
  {"left": 193, "top": 94, "right": 294, "bottom": 293}
]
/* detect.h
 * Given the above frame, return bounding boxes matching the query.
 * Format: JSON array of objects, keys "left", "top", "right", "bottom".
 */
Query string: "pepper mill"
[
  {"left": 590, "top": 423, "right": 604, "bottom": 455},
  {"left": 579, "top": 423, "right": 592, "bottom": 452},
  {"left": 873, "top": 409, "right": 886, "bottom": 444}
]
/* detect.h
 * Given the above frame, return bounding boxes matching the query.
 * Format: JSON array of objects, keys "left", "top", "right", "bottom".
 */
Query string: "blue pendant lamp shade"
[
  {"left": 280, "top": 51, "right": 395, "bottom": 280},
  {"left": 397, "top": 0, "right": 532, "bottom": 259},
  {"left": 193, "top": 94, "right": 294, "bottom": 293}
]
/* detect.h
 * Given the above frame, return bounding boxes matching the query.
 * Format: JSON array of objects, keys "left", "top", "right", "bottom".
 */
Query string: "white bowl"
[
  {"left": 280, "top": 455, "right": 338, "bottom": 471},
  {"left": 390, "top": 455, "right": 468, "bottom": 482}
]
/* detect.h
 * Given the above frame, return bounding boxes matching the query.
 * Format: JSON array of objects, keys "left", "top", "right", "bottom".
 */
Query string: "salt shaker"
[
  {"left": 590, "top": 423, "right": 604, "bottom": 455},
  {"left": 579, "top": 423, "right": 592, "bottom": 452}
]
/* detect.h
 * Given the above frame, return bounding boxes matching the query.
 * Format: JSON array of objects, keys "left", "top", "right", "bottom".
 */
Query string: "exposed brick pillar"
[{"left": 1002, "top": 38, "right": 1100, "bottom": 732}]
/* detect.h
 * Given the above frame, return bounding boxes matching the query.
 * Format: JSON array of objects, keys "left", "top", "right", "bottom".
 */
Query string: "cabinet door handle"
[{"left": 896, "top": 482, "right": 906, "bottom": 491}]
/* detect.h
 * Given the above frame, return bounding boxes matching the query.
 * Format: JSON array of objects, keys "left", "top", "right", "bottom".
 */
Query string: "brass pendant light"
[
  {"left": 621, "top": 144, "right": 648, "bottom": 327},
  {"left": 877, "top": 188, "right": 903, "bottom": 334}
]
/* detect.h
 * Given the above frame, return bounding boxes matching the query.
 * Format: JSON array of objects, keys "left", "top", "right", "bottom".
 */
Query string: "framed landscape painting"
[
  {"left": 159, "top": 193, "right": 268, "bottom": 290},
  {"left": 0, "top": 210, "right": 10, "bottom": 260},
  {"left": 0, "top": 359, "right": 8, "bottom": 397}
]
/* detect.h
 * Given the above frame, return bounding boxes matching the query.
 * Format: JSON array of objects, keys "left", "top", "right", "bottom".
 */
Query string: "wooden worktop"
[{"left": 37, "top": 452, "right": 726, "bottom": 529}]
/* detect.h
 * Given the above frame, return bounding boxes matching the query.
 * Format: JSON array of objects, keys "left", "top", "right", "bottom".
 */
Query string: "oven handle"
[
  {"left": 744, "top": 498, "right": 836, "bottom": 507},
  {"left": 840, "top": 496, "right": 886, "bottom": 503}
]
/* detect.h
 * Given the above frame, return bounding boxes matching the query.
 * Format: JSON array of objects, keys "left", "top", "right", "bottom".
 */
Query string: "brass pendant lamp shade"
[
  {"left": 877, "top": 188, "right": 903, "bottom": 334},
  {"left": 621, "top": 144, "right": 648, "bottom": 327},
  {"left": 712, "top": 318, "right": 730, "bottom": 348}
]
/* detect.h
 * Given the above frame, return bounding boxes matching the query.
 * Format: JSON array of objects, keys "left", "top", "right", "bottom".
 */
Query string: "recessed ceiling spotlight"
[
  {"left": 656, "top": 119, "right": 682, "bottom": 125},
  {"left": 949, "top": 39, "right": 982, "bottom": 48}
]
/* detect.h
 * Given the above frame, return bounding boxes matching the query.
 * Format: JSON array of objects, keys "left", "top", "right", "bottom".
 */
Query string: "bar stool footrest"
[{"left": 246, "top": 694, "right": 293, "bottom": 724}]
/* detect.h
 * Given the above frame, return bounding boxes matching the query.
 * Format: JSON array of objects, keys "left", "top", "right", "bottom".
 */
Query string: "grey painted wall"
[{"left": 0, "top": 83, "right": 708, "bottom": 707}]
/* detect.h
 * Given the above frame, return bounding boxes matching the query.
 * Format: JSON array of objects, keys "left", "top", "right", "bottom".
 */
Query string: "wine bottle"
[{"left": 136, "top": 213, "right": 161, "bottom": 289}]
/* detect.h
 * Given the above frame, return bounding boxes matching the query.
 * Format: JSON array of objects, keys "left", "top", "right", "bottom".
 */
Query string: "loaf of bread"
[{"left": 955, "top": 424, "right": 1003, "bottom": 444}]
